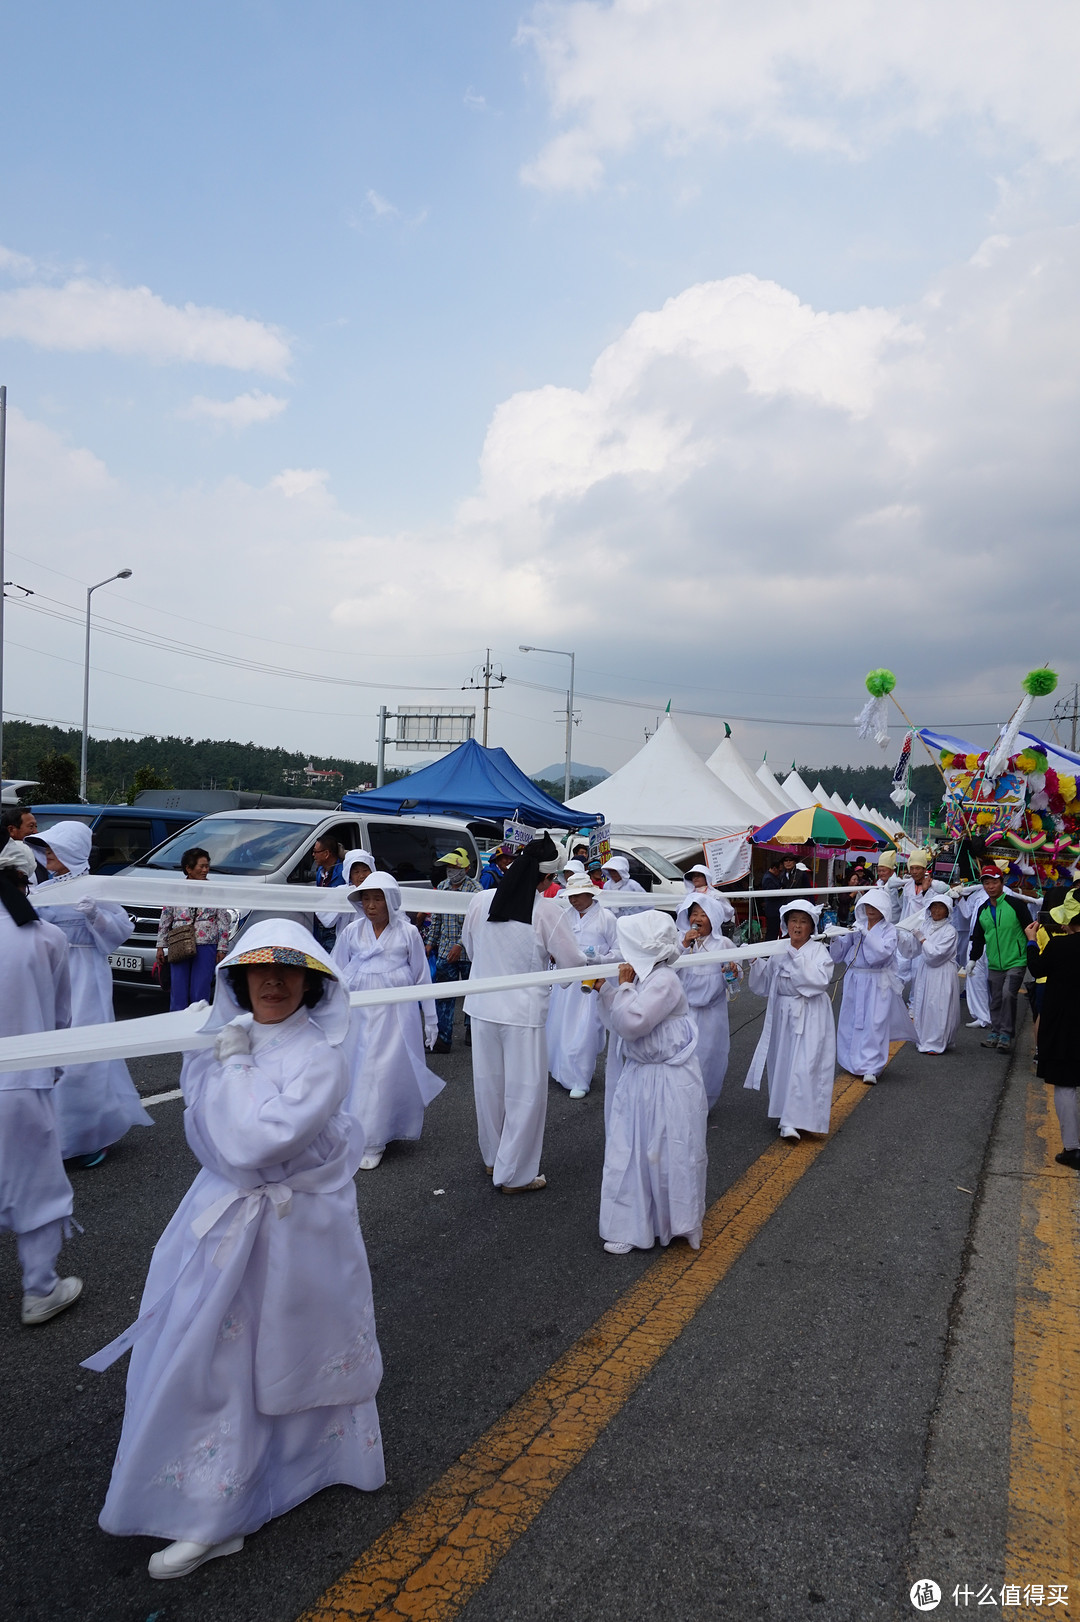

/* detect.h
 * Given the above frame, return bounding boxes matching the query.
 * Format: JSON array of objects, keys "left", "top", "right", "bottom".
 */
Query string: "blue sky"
[{"left": 2, "top": 1, "right": 1079, "bottom": 783}]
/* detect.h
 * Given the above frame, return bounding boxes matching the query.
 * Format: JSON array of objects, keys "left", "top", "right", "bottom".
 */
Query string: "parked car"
[{"left": 607, "top": 844, "right": 687, "bottom": 898}]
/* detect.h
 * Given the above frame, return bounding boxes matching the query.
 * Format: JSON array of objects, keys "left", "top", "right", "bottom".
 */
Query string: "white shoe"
[
  {"left": 862, "top": 1073, "right": 877, "bottom": 1085},
  {"left": 21, "top": 1276, "right": 83, "bottom": 1325},
  {"left": 148, "top": 1536, "right": 244, "bottom": 1579},
  {"left": 569, "top": 1087, "right": 588, "bottom": 1100},
  {"left": 603, "top": 1241, "right": 633, "bottom": 1254},
  {"left": 779, "top": 1126, "right": 800, "bottom": 1141},
  {"left": 359, "top": 1149, "right": 384, "bottom": 1170}
]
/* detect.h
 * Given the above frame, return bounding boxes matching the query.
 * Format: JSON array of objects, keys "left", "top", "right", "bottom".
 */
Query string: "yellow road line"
[
  {"left": 300, "top": 1051, "right": 897, "bottom": 1622},
  {"left": 1005, "top": 1079, "right": 1080, "bottom": 1614}
]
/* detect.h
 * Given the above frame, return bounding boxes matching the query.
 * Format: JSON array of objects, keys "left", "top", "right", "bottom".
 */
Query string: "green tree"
[
  {"left": 33, "top": 751, "right": 80, "bottom": 803},
  {"left": 126, "top": 763, "right": 174, "bottom": 805}
]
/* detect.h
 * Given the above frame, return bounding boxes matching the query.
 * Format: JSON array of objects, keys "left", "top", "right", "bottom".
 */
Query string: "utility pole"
[
  {"left": 1050, "top": 683, "right": 1079, "bottom": 753},
  {"left": 462, "top": 649, "right": 505, "bottom": 747},
  {"left": 376, "top": 704, "right": 387, "bottom": 788}
]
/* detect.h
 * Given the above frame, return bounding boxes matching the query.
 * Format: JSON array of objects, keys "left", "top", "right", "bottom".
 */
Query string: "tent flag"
[{"left": 341, "top": 738, "right": 600, "bottom": 830}]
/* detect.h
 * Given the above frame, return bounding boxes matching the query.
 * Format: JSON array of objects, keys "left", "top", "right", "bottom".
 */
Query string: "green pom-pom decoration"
[
  {"left": 865, "top": 668, "right": 897, "bottom": 699},
  {"left": 1022, "top": 667, "right": 1058, "bottom": 698}
]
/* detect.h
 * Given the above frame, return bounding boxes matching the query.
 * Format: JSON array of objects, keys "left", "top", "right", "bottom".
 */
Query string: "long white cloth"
[
  {"left": 597, "top": 966, "right": 707, "bottom": 1249},
  {"left": 332, "top": 913, "right": 441, "bottom": 1153},
  {"left": 462, "top": 890, "right": 586, "bottom": 1027},
  {"left": 33, "top": 883, "right": 152, "bottom": 1156},
  {"left": 546, "top": 902, "right": 619, "bottom": 1094},
  {"left": 745, "top": 942, "right": 836, "bottom": 1135},
  {"left": 88, "top": 1007, "right": 385, "bottom": 1543},
  {"left": 828, "top": 925, "right": 914, "bottom": 1077},
  {"left": 900, "top": 921, "right": 961, "bottom": 1053}
]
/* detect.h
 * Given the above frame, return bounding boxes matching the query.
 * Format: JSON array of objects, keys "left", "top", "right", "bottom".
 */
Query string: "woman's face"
[
  {"left": 184, "top": 856, "right": 211, "bottom": 881},
  {"left": 688, "top": 902, "right": 712, "bottom": 936},
  {"left": 349, "top": 861, "right": 372, "bottom": 886},
  {"left": 862, "top": 905, "right": 884, "bottom": 928},
  {"left": 691, "top": 873, "right": 709, "bottom": 891},
  {"left": 43, "top": 846, "right": 68, "bottom": 876},
  {"left": 361, "top": 889, "right": 391, "bottom": 929},
  {"left": 785, "top": 911, "right": 814, "bottom": 947},
  {"left": 245, "top": 964, "right": 307, "bottom": 1023},
  {"left": 569, "top": 891, "right": 595, "bottom": 915},
  {"left": 928, "top": 902, "right": 949, "bottom": 923}
]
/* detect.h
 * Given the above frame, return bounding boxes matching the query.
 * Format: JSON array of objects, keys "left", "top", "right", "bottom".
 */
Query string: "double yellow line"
[{"left": 301, "top": 1057, "right": 893, "bottom": 1622}]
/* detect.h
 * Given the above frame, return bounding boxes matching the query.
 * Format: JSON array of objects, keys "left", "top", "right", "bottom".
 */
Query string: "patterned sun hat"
[{"left": 229, "top": 945, "right": 332, "bottom": 972}]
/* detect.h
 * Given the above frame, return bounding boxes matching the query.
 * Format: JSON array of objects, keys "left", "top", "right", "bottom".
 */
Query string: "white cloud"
[
  {"left": 0, "top": 245, "right": 36, "bottom": 276},
  {"left": 463, "top": 87, "right": 487, "bottom": 112},
  {"left": 183, "top": 390, "right": 288, "bottom": 429},
  {"left": 268, "top": 467, "right": 329, "bottom": 498},
  {"left": 0, "top": 277, "right": 291, "bottom": 374},
  {"left": 521, "top": 0, "right": 1080, "bottom": 190},
  {"left": 366, "top": 189, "right": 400, "bottom": 219}
]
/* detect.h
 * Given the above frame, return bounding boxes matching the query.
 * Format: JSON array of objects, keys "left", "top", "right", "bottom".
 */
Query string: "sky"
[{"left": 1, "top": 0, "right": 1079, "bottom": 786}]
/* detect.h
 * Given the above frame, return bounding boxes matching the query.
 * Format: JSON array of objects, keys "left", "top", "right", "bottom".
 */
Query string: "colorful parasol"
[{"left": 751, "top": 805, "right": 896, "bottom": 851}]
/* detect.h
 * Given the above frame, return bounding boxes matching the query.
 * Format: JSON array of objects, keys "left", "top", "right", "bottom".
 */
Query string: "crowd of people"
[{"left": 0, "top": 820, "right": 1074, "bottom": 1583}]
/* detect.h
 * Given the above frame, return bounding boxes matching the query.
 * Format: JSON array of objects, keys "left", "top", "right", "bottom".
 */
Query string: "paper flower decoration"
[
  {"left": 1022, "top": 667, "right": 1058, "bottom": 698},
  {"left": 854, "top": 669, "right": 896, "bottom": 749}
]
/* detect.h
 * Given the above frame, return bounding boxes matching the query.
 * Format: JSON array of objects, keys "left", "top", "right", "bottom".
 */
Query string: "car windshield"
[
  {"left": 144, "top": 818, "right": 314, "bottom": 875},
  {"left": 31, "top": 812, "right": 97, "bottom": 833},
  {"left": 631, "top": 845, "right": 685, "bottom": 880}
]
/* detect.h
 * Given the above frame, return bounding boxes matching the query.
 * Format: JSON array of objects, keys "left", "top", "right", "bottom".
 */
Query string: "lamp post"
[
  {"left": 81, "top": 569, "right": 132, "bottom": 801},
  {"left": 519, "top": 644, "right": 576, "bottom": 802}
]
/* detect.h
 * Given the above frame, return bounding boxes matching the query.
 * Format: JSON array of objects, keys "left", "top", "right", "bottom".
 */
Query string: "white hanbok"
[
  {"left": 745, "top": 942, "right": 836, "bottom": 1135},
  {"left": 677, "top": 891, "right": 737, "bottom": 1107},
  {"left": 899, "top": 914, "right": 961, "bottom": 1053},
  {"left": 597, "top": 964, "right": 707, "bottom": 1250},
  {"left": 546, "top": 899, "right": 618, "bottom": 1094},
  {"left": 952, "top": 887, "right": 990, "bottom": 1025},
  {"left": 601, "top": 858, "right": 650, "bottom": 916},
  {"left": 87, "top": 924, "right": 385, "bottom": 1545},
  {"left": 828, "top": 916, "right": 914, "bottom": 1078},
  {"left": 33, "top": 881, "right": 153, "bottom": 1157},
  {"left": 332, "top": 874, "right": 442, "bottom": 1156}
]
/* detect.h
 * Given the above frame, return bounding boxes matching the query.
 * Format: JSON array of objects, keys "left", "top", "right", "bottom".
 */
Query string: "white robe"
[
  {"left": 745, "top": 942, "right": 836, "bottom": 1135},
  {"left": 603, "top": 876, "right": 650, "bottom": 916},
  {"left": 33, "top": 882, "right": 153, "bottom": 1157},
  {"left": 546, "top": 901, "right": 619, "bottom": 1093},
  {"left": 678, "top": 940, "right": 734, "bottom": 1106},
  {"left": 333, "top": 914, "right": 442, "bottom": 1154},
  {"left": 89, "top": 1007, "right": 385, "bottom": 1543},
  {"left": 597, "top": 966, "right": 707, "bottom": 1249},
  {"left": 828, "top": 924, "right": 914, "bottom": 1077},
  {"left": 900, "top": 921, "right": 961, "bottom": 1053}
]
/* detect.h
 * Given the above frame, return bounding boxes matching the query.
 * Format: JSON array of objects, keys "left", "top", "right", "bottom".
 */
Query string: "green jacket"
[{"left": 971, "top": 895, "right": 1030, "bottom": 972}]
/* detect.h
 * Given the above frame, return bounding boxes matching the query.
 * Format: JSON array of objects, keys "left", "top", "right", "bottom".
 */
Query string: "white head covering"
[
  {"left": 780, "top": 899, "right": 821, "bottom": 934},
  {"left": 676, "top": 890, "right": 730, "bottom": 939},
  {"left": 29, "top": 820, "right": 93, "bottom": 878},
  {"left": 683, "top": 863, "right": 713, "bottom": 891},
  {"left": 855, "top": 894, "right": 890, "bottom": 929},
  {"left": 602, "top": 855, "right": 630, "bottom": 882},
  {"left": 341, "top": 847, "right": 376, "bottom": 885},
  {"left": 0, "top": 839, "right": 37, "bottom": 878},
  {"left": 352, "top": 870, "right": 403, "bottom": 913},
  {"left": 924, "top": 892, "right": 954, "bottom": 919},
  {"left": 563, "top": 873, "right": 598, "bottom": 899},
  {"left": 615, "top": 910, "right": 682, "bottom": 980},
  {"left": 205, "top": 919, "right": 349, "bottom": 1044}
]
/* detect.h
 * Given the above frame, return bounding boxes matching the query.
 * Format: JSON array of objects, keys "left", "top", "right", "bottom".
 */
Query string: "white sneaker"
[
  {"left": 148, "top": 1536, "right": 244, "bottom": 1579},
  {"left": 359, "top": 1149, "right": 384, "bottom": 1170},
  {"left": 21, "top": 1276, "right": 83, "bottom": 1325},
  {"left": 779, "top": 1126, "right": 800, "bottom": 1141},
  {"left": 862, "top": 1073, "right": 877, "bottom": 1086},
  {"left": 603, "top": 1241, "right": 633, "bottom": 1254},
  {"left": 569, "top": 1087, "right": 588, "bottom": 1100}
]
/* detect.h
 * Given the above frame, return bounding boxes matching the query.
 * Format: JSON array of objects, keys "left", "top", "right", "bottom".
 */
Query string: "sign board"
[
  {"left": 702, "top": 832, "right": 753, "bottom": 885},
  {"left": 942, "top": 768, "right": 1025, "bottom": 839},
  {"left": 502, "top": 820, "right": 534, "bottom": 851},
  {"left": 395, "top": 707, "right": 475, "bottom": 752},
  {"left": 588, "top": 821, "right": 612, "bottom": 867}
]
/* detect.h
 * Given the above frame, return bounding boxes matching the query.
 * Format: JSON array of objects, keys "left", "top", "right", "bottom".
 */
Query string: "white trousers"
[
  {"left": 470, "top": 1019, "right": 548, "bottom": 1188},
  {"left": 17, "top": 1219, "right": 64, "bottom": 1298}
]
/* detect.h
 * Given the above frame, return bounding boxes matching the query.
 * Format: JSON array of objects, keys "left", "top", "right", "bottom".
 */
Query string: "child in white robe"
[
  {"left": 29, "top": 821, "right": 152, "bottom": 1165},
  {"left": 897, "top": 896, "right": 961, "bottom": 1054},
  {"left": 0, "top": 841, "right": 82, "bottom": 1325},
  {"left": 333, "top": 871, "right": 441, "bottom": 1169},
  {"left": 85, "top": 921, "right": 385, "bottom": 1581},
  {"left": 596, "top": 912, "right": 708, "bottom": 1255},
  {"left": 546, "top": 875, "right": 619, "bottom": 1099},
  {"left": 677, "top": 891, "right": 740, "bottom": 1106},
  {"left": 827, "top": 897, "right": 914, "bottom": 1084},
  {"left": 744, "top": 901, "right": 836, "bottom": 1140}
]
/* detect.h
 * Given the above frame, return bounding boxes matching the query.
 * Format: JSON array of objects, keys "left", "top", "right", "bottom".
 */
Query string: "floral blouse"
[{"left": 156, "top": 901, "right": 232, "bottom": 953}]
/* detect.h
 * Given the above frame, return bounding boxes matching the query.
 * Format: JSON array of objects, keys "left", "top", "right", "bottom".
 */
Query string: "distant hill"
[{"left": 532, "top": 761, "right": 609, "bottom": 786}]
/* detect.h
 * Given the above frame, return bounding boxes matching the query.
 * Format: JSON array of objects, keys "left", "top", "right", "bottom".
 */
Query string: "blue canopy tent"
[{"left": 341, "top": 739, "right": 602, "bottom": 830}]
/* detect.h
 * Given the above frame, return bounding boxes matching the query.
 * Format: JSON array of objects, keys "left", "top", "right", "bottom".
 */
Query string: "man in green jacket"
[{"left": 970, "top": 867, "right": 1035, "bottom": 1053}]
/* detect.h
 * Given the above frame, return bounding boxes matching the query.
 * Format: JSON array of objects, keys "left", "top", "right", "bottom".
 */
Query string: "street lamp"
[
  {"left": 519, "top": 644, "right": 576, "bottom": 803},
  {"left": 81, "top": 569, "right": 132, "bottom": 801}
]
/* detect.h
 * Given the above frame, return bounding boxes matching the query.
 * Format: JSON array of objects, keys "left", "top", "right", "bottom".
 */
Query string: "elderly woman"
[
  {"left": 828, "top": 896, "right": 913, "bottom": 1083},
  {"left": 677, "top": 891, "right": 740, "bottom": 1106},
  {"left": 596, "top": 911, "right": 708, "bottom": 1255},
  {"left": 898, "top": 896, "right": 961, "bottom": 1055},
  {"left": 744, "top": 901, "right": 836, "bottom": 1141},
  {"left": 333, "top": 871, "right": 441, "bottom": 1169},
  {"left": 547, "top": 873, "right": 620, "bottom": 1100},
  {"left": 85, "top": 920, "right": 384, "bottom": 1580},
  {"left": 599, "top": 856, "right": 650, "bottom": 916},
  {"left": 28, "top": 821, "right": 153, "bottom": 1166},
  {"left": 155, "top": 846, "right": 232, "bottom": 1011}
]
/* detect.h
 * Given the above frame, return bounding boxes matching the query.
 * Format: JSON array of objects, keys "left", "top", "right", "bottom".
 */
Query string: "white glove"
[
  {"left": 822, "top": 924, "right": 850, "bottom": 939},
  {"left": 75, "top": 895, "right": 98, "bottom": 917},
  {"left": 214, "top": 1016, "right": 253, "bottom": 1063},
  {"left": 424, "top": 1018, "right": 438, "bottom": 1051}
]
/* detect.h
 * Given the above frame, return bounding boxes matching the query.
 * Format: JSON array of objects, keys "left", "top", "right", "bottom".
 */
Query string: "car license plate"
[{"left": 109, "top": 954, "right": 143, "bottom": 972}]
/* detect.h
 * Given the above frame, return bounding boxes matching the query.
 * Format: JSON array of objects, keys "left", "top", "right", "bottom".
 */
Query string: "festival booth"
[{"left": 341, "top": 738, "right": 600, "bottom": 831}]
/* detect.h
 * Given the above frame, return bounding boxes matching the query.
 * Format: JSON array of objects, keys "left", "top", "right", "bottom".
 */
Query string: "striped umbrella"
[{"left": 751, "top": 805, "right": 895, "bottom": 851}]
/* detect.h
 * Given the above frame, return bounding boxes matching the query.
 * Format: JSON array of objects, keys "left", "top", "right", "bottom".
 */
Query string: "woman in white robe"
[
  {"left": 596, "top": 912, "right": 708, "bottom": 1254},
  {"left": 316, "top": 847, "right": 375, "bottom": 943},
  {"left": 546, "top": 875, "right": 619, "bottom": 1099},
  {"left": 952, "top": 885, "right": 991, "bottom": 1026},
  {"left": 85, "top": 921, "right": 385, "bottom": 1581},
  {"left": 332, "top": 872, "right": 441, "bottom": 1169},
  {"left": 744, "top": 901, "right": 836, "bottom": 1140},
  {"left": 897, "top": 896, "right": 961, "bottom": 1054},
  {"left": 600, "top": 856, "right": 650, "bottom": 916},
  {"left": 0, "top": 841, "right": 82, "bottom": 1325},
  {"left": 677, "top": 891, "right": 739, "bottom": 1107},
  {"left": 28, "top": 821, "right": 152, "bottom": 1164},
  {"left": 683, "top": 864, "right": 737, "bottom": 926},
  {"left": 827, "top": 897, "right": 914, "bottom": 1084}
]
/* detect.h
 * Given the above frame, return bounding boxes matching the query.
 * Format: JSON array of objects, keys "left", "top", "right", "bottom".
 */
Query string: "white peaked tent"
[
  {"left": 846, "top": 797, "right": 863, "bottom": 818},
  {"left": 565, "top": 714, "right": 758, "bottom": 858},
  {"left": 758, "top": 760, "right": 797, "bottom": 811},
  {"left": 705, "top": 734, "right": 790, "bottom": 822},
  {"left": 782, "top": 770, "right": 816, "bottom": 809}
]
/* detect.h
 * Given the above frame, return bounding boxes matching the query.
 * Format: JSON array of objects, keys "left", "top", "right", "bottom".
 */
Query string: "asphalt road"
[{"left": 0, "top": 979, "right": 1022, "bottom": 1622}]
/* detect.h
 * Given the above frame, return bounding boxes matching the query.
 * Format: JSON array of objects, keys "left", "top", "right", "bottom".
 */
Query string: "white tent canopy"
[
  {"left": 566, "top": 715, "right": 757, "bottom": 856},
  {"left": 705, "top": 734, "right": 790, "bottom": 821},
  {"left": 781, "top": 770, "right": 816, "bottom": 809},
  {"left": 758, "top": 760, "right": 797, "bottom": 812}
]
